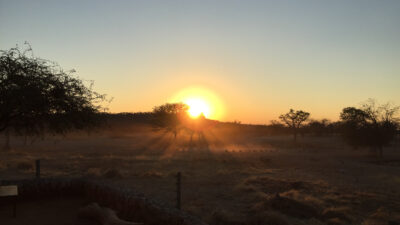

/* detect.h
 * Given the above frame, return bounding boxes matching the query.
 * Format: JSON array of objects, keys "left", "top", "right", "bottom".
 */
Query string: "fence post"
[
  {"left": 35, "top": 159, "right": 40, "bottom": 179},
  {"left": 176, "top": 172, "right": 181, "bottom": 210}
]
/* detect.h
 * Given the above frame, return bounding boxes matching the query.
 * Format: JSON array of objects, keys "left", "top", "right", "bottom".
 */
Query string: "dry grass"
[
  {"left": 102, "top": 168, "right": 123, "bottom": 179},
  {"left": 280, "top": 189, "right": 325, "bottom": 209},
  {"left": 321, "top": 207, "right": 352, "bottom": 223},
  {"left": 86, "top": 167, "right": 103, "bottom": 177},
  {"left": 16, "top": 160, "right": 34, "bottom": 171},
  {"left": 0, "top": 128, "right": 399, "bottom": 225},
  {"left": 140, "top": 170, "right": 164, "bottom": 178}
]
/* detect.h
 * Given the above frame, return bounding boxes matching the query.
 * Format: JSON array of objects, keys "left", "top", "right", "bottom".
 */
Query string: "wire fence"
[{"left": 0, "top": 158, "right": 183, "bottom": 210}]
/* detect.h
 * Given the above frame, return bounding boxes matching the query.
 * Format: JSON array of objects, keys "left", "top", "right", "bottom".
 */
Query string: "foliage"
[
  {"left": 306, "top": 119, "right": 334, "bottom": 136},
  {"left": 152, "top": 102, "right": 189, "bottom": 138},
  {"left": 279, "top": 109, "right": 310, "bottom": 141},
  {"left": 0, "top": 44, "right": 106, "bottom": 141},
  {"left": 340, "top": 99, "right": 398, "bottom": 156}
]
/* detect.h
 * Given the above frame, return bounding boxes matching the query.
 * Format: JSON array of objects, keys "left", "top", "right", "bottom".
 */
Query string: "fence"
[
  {"left": 1, "top": 178, "right": 206, "bottom": 225},
  {"left": 1, "top": 158, "right": 183, "bottom": 211}
]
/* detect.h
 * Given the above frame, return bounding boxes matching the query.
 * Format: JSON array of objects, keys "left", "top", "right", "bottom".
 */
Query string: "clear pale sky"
[{"left": 1, "top": 0, "right": 399, "bottom": 124}]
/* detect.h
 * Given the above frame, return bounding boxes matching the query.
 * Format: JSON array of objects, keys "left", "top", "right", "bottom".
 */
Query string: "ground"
[
  {"left": 0, "top": 126, "right": 399, "bottom": 225},
  {"left": 0, "top": 197, "right": 86, "bottom": 225}
]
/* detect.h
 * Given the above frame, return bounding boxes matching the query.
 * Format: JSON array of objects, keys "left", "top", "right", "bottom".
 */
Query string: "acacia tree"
[
  {"left": 0, "top": 45, "right": 106, "bottom": 149},
  {"left": 152, "top": 103, "right": 189, "bottom": 138},
  {"left": 340, "top": 99, "right": 398, "bottom": 157},
  {"left": 279, "top": 109, "right": 310, "bottom": 142}
]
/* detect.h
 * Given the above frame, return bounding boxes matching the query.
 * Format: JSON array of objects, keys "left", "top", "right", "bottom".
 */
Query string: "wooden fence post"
[{"left": 176, "top": 172, "right": 181, "bottom": 209}]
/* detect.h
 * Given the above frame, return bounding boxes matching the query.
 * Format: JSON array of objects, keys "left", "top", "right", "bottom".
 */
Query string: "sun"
[
  {"left": 185, "top": 98, "right": 210, "bottom": 118},
  {"left": 170, "top": 86, "right": 225, "bottom": 120}
]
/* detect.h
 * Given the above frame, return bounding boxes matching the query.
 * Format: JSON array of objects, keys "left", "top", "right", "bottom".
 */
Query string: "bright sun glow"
[
  {"left": 185, "top": 98, "right": 210, "bottom": 118},
  {"left": 170, "top": 86, "right": 225, "bottom": 120}
]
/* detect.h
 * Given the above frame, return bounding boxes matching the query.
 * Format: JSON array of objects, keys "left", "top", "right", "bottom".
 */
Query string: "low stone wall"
[{"left": 1, "top": 178, "right": 207, "bottom": 225}]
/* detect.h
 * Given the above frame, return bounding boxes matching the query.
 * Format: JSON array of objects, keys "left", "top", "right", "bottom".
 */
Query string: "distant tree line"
[
  {"left": 100, "top": 102, "right": 398, "bottom": 158},
  {"left": 276, "top": 100, "right": 399, "bottom": 157},
  {"left": 1, "top": 45, "right": 398, "bottom": 157}
]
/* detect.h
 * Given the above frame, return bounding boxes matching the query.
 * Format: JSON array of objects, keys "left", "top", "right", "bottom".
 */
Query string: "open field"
[
  {"left": 1, "top": 125, "right": 400, "bottom": 225},
  {"left": 2, "top": 1, "right": 400, "bottom": 225}
]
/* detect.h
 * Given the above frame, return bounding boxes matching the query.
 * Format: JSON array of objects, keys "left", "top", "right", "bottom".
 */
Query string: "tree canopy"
[
  {"left": 306, "top": 119, "right": 334, "bottom": 136},
  {"left": 340, "top": 99, "right": 398, "bottom": 157},
  {"left": 152, "top": 103, "right": 190, "bottom": 138},
  {"left": 0, "top": 45, "right": 106, "bottom": 147},
  {"left": 279, "top": 109, "right": 310, "bottom": 141}
]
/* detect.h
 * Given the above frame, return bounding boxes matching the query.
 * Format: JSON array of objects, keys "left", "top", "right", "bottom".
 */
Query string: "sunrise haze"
[{"left": 1, "top": 0, "right": 399, "bottom": 123}]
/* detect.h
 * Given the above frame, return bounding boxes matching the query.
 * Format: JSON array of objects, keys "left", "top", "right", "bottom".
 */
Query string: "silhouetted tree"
[
  {"left": 340, "top": 99, "right": 399, "bottom": 157},
  {"left": 152, "top": 103, "right": 189, "bottom": 138},
  {"left": 0, "top": 45, "right": 106, "bottom": 149},
  {"left": 339, "top": 107, "right": 368, "bottom": 149},
  {"left": 279, "top": 109, "right": 310, "bottom": 141},
  {"left": 306, "top": 119, "right": 332, "bottom": 136}
]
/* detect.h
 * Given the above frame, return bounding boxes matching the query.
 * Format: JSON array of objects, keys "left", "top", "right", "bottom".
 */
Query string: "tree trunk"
[{"left": 293, "top": 129, "right": 297, "bottom": 142}]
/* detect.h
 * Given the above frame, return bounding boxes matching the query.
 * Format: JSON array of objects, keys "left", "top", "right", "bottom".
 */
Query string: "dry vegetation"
[{"left": 1, "top": 124, "right": 400, "bottom": 225}]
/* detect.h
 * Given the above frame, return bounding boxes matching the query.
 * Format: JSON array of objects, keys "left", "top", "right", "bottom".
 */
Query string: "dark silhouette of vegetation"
[
  {"left": 279, "top": 109, "right": 310, "bottom": 142},
  {"left": 151, "top": 103, "right": 216, "bottom": 150},
  {"left": 1, "top": 47, "right": 396, "bottom": 158},
  {"left": 306, "top": 119, "right": 336, "bottom": 136},
  {"left": 340, "top": 99, "right": 399, "bottom": 157},
  {"left": 268, "top": 120, "right": 289, "bottom": 135},
  {"left": 152, "top": 103, "right": 190, "bottom": 138},
  {"left": 99, "top": 112, "right": 155, "bottom": 125},
  {"left": 0, "top": 45, "right": 106, "bottom": 149}
]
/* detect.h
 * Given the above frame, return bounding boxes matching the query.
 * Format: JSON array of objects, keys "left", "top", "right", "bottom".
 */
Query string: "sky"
[{"left": 1, "top": 0, "right": 399, "bottom": 124}]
